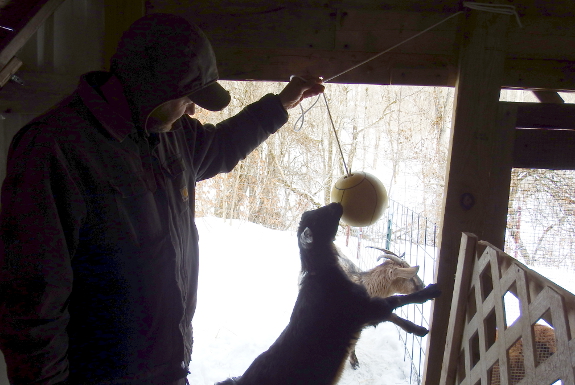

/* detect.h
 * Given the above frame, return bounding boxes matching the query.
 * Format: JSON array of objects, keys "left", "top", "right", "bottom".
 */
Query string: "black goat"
[{"left": 216, "top": 203, "right": 440, "bottom": 385}]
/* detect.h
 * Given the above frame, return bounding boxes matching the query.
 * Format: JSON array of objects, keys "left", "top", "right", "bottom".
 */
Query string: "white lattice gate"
[{"left": 438, "top": 233, "right": 575, "bottom": 385}]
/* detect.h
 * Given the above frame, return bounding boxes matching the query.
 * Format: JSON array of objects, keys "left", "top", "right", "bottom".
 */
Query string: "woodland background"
[{"left": 194, "top": 81, "right": 575, "bottom": 270}]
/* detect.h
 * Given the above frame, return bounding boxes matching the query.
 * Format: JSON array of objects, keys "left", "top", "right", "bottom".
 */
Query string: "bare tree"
[{"left": 195, "top": 81, "right": 450, "bottom": 230}]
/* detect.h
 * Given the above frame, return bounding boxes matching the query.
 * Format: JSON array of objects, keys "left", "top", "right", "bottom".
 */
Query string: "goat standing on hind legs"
[
  {"left": 216, "top": 203, "right": 440, "bottom": 385},
  {"left": 338, "top": 247, "right": 430, "bottom": 369}
]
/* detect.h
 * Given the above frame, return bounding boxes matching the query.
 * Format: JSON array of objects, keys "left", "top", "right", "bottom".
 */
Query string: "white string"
[
  {"left": 324, "top": 11, "right": 464, "bottom": 83},
  {"left": 293, "top": 94, "right": 321, "bottom": 132},
  {"left": 463, "top": 2, "right": 523, "bottom": 28},
  {"left": 322, "top": 92, "right": 351, "bottom": 177},
  {"left": 290, "top": 2, "right": 523, "bottom": 172}
]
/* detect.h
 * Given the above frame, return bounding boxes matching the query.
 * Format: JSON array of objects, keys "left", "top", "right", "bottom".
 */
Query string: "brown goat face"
[{"left": 392, "top": 265, "right": 425, "bottom": 293}]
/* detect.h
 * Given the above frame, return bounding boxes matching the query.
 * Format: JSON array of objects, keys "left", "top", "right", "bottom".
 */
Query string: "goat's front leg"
[
  {"left": 367, "top": 284, "right": 441, "bottom": 325},
  {"left": 391, "top": 284, "right": 441, "bottom": 307},
  {"left": 387, "top": 314, "right": 428, "bottom": 337},
  {"left": 349, "top": 348, "right": 360, "bottom": 370}
]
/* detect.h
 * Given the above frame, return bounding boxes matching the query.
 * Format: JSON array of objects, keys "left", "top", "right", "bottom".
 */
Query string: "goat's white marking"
[{"left": 299, "top": 227, "right": 313, "bottom": 249}]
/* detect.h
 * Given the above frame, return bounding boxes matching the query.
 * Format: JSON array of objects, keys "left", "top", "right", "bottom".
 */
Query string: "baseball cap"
[{"left": 188, "top": 81, "right": 231, "bottom": 111}]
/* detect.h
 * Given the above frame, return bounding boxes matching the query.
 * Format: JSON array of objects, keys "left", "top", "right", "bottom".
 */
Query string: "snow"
[{"left": 188, "top": 216, "right": 417, "bottom": 385}]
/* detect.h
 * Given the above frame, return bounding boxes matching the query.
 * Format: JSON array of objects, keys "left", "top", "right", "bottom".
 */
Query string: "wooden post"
[
  {"left": 438, "top": 232, "right": 478, "bottom": 385},
  {"left": 483, "top": 103, "right": 517, "bottom": 248},
  {"left": 423, "top": 8, "right": 510, "bottom": 385}
]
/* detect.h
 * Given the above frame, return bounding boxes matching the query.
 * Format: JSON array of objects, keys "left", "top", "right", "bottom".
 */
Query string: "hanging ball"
[{"left": 330, "top": 171, "right": 388, "bottom": 227}]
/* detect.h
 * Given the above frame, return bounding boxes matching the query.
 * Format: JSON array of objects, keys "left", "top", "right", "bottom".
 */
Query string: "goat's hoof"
[
  {"left": 351, "top": 361, "right": 360, "bottom": 370},
  {"left": 413, "top": 326, "right": 429, "bottom": 337},
  {"left": 423, "top": 283, "right": 441, "bottom": 299}
]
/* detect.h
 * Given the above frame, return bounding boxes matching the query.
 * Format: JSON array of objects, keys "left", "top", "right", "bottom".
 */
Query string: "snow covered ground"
[
  {"left": 2, "top": 215, "right": 571, "bottom": 385},
  {"left": 188, "top": 216, "right": 419, "bottom": 385}
]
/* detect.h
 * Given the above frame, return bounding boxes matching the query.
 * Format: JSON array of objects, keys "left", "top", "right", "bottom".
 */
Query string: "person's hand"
[{"left": 278, "top": 76, "right": 324, "bottom": 110}]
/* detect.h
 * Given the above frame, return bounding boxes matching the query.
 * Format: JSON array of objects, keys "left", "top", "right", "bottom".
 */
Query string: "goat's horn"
[
  {"left": 367, "top": 246, "right": 401, "bottom": 258},
  {"left": 369, "top": 246, "right": 409, "bottom": 265},
  {"left": 376, "top": 253, "right": 406, "bottom": 265}
]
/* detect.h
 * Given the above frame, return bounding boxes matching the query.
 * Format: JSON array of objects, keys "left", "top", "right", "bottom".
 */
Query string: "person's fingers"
[{"left": 280, "top": 75, "right": 324, "bottom": 109}]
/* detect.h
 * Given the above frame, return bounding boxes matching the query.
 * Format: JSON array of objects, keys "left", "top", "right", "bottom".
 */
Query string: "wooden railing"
[{"left": 437, "top": 233, "right": 575, "bottom": 385}]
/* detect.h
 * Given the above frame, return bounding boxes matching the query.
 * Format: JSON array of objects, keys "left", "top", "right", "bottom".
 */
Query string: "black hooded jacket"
[{"left": 0, "top": 14, "right": 288, "bottom": 385}]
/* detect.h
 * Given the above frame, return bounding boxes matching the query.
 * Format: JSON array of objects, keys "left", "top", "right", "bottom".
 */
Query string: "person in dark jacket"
[{"left": 0, "top": 13, "right": 323, "bottom": 385}]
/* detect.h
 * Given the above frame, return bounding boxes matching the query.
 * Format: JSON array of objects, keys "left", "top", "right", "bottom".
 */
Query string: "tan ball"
[{"left": 330, "top": 171, "right": 388, "bottom": 227}]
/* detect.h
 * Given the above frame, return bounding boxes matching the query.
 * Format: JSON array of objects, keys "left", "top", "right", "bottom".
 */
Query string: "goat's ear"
[
  {"left": 299, "top": 227, "right": 314, "bottom": 249},
  {"left": 395, "top": 266, "right": 419, "bottom": 279}
]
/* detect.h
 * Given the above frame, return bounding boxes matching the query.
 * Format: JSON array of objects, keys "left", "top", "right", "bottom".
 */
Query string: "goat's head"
[
  {"left": 366, "top": 246, "right": 425, "bottom": 297},
  {"left": 297, "top": 202, "right": 343, "bottom": 273}
]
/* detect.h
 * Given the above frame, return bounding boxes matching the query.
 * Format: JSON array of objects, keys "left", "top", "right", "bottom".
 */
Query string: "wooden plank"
[
  {"left": 424, "top": 8, "right": 510, "bottom": 385},
  {"left": 149, "top": 0, "right": 575, "bottom": 18},
  {"left": 487, "top": 244, "right": 510, "bottom": 381},
  {"left": 513, "top": 128, "right": 575, "bottom": 170},
  {"left": 512, "top": 102, "right": 575, "bottom": 129},
  {"left": 335, "top": 29, "right": 456, "bottom": 55},
  {"left": 212, "top": 44, "right": 575, "bottom": 90},
  {"left": 146, "top": 0, "right": 464, "bottom": 18},
  {"left": 506, "top": 16, "right": 575, "bottom": 61},
  {"left": 212, "top": 44, "right": 575, "bottom": 89},
  {"left": 190, "top": 8, "right": 336, "bottom": 51},
  {"left": 482, "top": 104, "right": 516, "bottom": 248},
  {"left": 215, "top": 47, "right": 457, "bottom": 85},
  {"left": 333, "top": 9, "right": 460, "bottom": 56},
  {"left": 144, "top": 0, "right": 575, "bottom": 71},
  {"left": 1, "top": 53, "right": 573, "bottom": 97},
  {"left": 0, "top": 55, "right": 21, "bottom": 87},
  {"left": 438, "top": 233, "right": 478, "bottom": 385},
  {"left": 532, "top": 90, "right": 564, "bottom": 104},
  {"left": 0, "top": 0, "right": 65, "bottom": 70},
  {"left": 149, "top": 1, "right": 575, "bottom": 61},
  {"left": 504, "top": 58, "right": 575, "bottom": 91}
]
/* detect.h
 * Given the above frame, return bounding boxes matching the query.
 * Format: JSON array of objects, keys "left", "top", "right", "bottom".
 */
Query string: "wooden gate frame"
[{"left": 438, "top": 233, "right": 575, "bottom": 385}]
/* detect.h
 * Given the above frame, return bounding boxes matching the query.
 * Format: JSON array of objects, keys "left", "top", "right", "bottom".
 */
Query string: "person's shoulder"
[{"left": 11, "top": 93, "right": 89, "bottom": 150}]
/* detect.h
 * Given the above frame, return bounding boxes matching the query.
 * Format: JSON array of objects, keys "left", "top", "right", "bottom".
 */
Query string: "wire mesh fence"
[
  {"left": 341, "top": 199, "right": 438, "bottom": 385},
  {"left": 505, "top": 168, "right": 575, "bottom": 271},
  {"left": 196, "top": 177, "right": 439, "bottom": 384}
]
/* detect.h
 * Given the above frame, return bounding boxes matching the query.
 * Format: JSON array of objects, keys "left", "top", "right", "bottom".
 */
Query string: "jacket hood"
[{"left": 110, "top": 13, "right": 230, "bottom": 128}]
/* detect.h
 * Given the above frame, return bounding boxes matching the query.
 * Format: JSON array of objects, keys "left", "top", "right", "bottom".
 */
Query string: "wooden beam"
[
  {"left": 532, "top": 90, "right": 564, "bottom": 104},
  {"left": 145, "top": 2, "right": 575, "bottom": 89},
  {"left": 212, "top": 44, "right": 575, "bottom": 90},
  {"left": 483, "top": 103, "right": 517, "bottom": 249},
  {"left": 0, "top": 0, "right": 65, "bottom": 70},
  {"left": 503, "top": 58, "right": 575, "bottom": 91},
  {"left": 423, "top": 8, "right": 510, "bottom": 385},
  {"left": 148, "top": 0, "right": 575, "bottom": 18},
  {"left": 510, "top": 102, "right": 575, "bottom": 129},
  {"left": 0, "top": 55, "right": 21, "bottom": 87},
  {"left": 513, "top": 129, "right": 575, "bottom": 170},
  {"left": 215, "top": 48, "right": 457, "bottom": 86}
]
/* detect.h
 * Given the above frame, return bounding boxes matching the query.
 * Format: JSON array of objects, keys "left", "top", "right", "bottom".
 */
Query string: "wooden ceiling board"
[
  {"left": 191, "top": 7, "right": 336, "bottom": 51},
  {"left": 147, "top": 0, "right": 575, "bottom": 16},
  {"left": 147, "top": 0, "right": 575, "bottom": 89}
]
